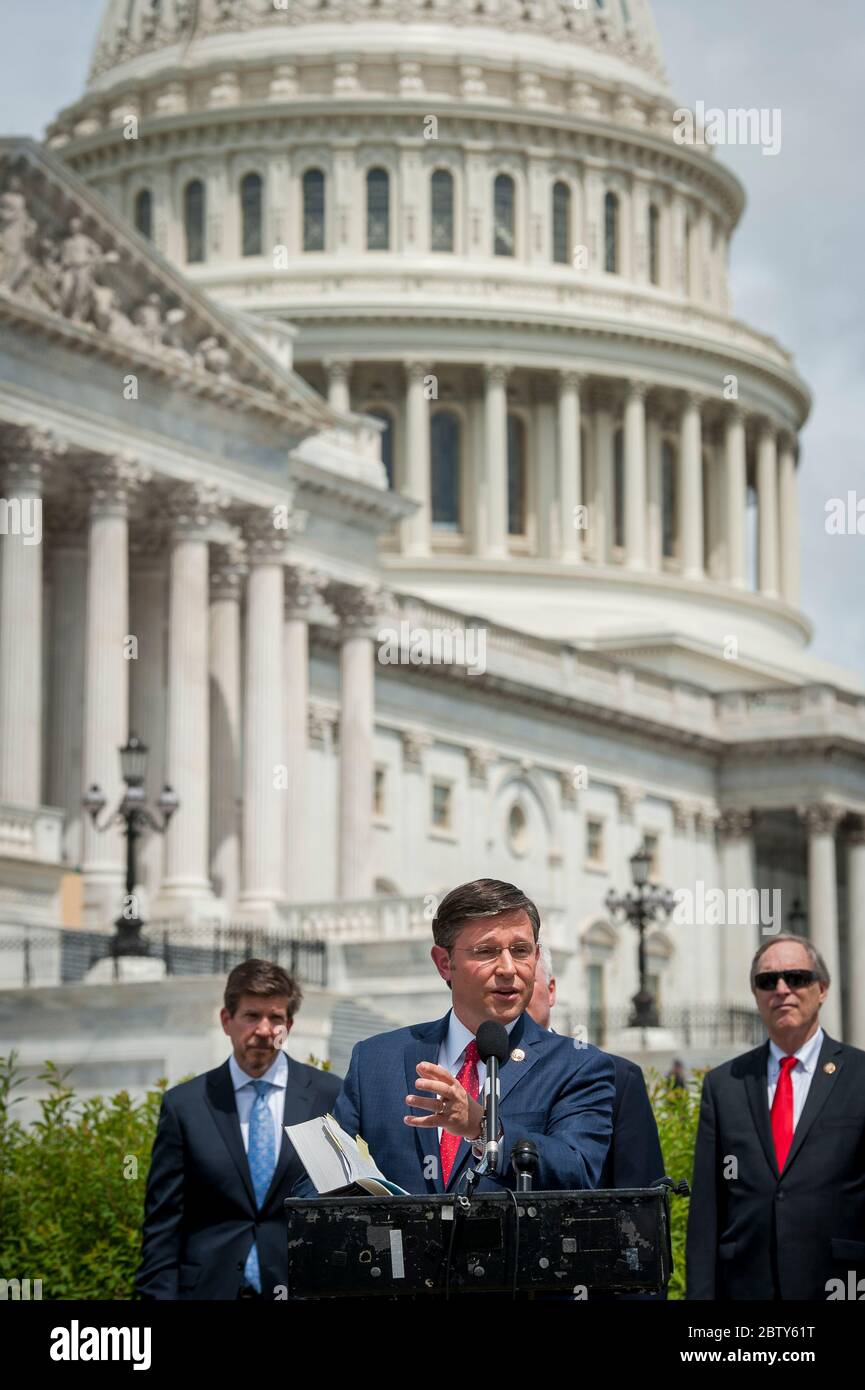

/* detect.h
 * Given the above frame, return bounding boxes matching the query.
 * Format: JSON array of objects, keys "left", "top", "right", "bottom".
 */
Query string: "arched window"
[
  {"left": 431, "top": 169, "right": 454, "bottom": 252},
  {"left": 430, "top": 410, "right": 461, "bottom": 530},
  {"left": 552, "top": 181, "right": 571, "bottom": 265},
  {"left": 613, "top": 427, "right": 625, "bottom": 548},
  {"left": 302, "top": 169, "right": 325, "bottom": 252},
  {"left": 184, "top": 179, "right": 205, "bottom": 263},
  {"left": 648, "top": 203, "right": 660, "bottom": 285},
  {"left": 604, "top": 191, "right": 619, "bottom": 274},
  {"left": 367, "top": 168, "right": 390, "bottom": 250},
  {"left": 240, "top": 172, "right": 262, "bottom": 257},
  {"left": 507, "top": 413, "right": 527, "bottom": 535},
  {"left": 369, "top": 408, "right": 395, "bottom": 489},
  {"left": 661, "top": 440, "right": 677, "bottom": 558},
  {"left": 134, "top": 189, "right": 153, "bottom": 240},
  {"left": 494, "top": 174, "right": 515, "bottom": 257}
]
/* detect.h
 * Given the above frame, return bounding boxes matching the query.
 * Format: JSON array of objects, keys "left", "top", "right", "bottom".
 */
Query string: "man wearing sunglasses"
[{"left": 686, "top": 934, "right": 865, "bottom": 1300}]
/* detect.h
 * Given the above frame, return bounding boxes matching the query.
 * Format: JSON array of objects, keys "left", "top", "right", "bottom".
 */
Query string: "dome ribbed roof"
[{"left": 88, "top": 0, "right": 668, "bottom": 88}]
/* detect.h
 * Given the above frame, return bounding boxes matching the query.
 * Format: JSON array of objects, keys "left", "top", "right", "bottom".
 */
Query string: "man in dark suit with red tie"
[{"left": 686, "top": 935, "right": 865, "bottom": 1300}]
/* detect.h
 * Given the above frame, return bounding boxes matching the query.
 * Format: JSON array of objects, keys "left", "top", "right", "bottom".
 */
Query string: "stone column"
[
  {"left": 239, "top": 514, "right": 287, "bottom": 921},
  {"left": 679, "top": 393, "right": 704, "bottom": 579},
  {"left": 81, "top": 453, "right": 147, "bottom": 922},
  {"left": 757, "top": 421, "right": 780, "bottom": 598},
  {"left": 624, "top": 381, "right": 648, "bottom": 570},
  {"left": 847, "top": 818, "right": 865, "bottom": 1048},
  {"left": 801, "top": 803, "right": 845, "bottom": 1038},
  {"left": 646, "top": 411, "right": 663, "bottom": 571},
  {"left": 158, "top": 483, "right": 226, "bottom": 918},
  {"left": 717, "top": 810, "right": 758, "bottom": 1007},
  {"left": 532, "top": 385, "right": 557, "bottom": 560},
  {"left": 592, "top": 393, "right": 614, "bottom": 565},
  {"left": 484, "top": 364, "right": 508, "bottom": 559},
  {"left": 402, "top": 361, "right": 431, "bottom": 558},
  {"left": 778, "top": 432, "right": 800, "bottom": 607},
  {"left": 209, "top": 541, "right": 246, "bottom": 915},
  {"left": 129, "top": 531, "right": 168, "bottom": 915},
  {"left": 283, "top": 566, "right": 321, "bottom": 903},
  {"left": 557, "top": 371, "right": 583, "bottom": 563},
  {"left": 327, "top": 582, "right": 381, "bottom": 900},
  {"left": 0, "top": 429, "right": 57, "bottom": 806},
  {"left": 324, "top": 357, "right": 352, "bottom": 415},
  {"left": 47, "top": 534, "right": 87, "bottom": 865},
  {"left": 724, "top": 405, "right": 747, "bottom": 588}
]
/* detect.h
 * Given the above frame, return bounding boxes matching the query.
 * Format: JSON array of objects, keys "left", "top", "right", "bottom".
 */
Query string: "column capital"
[
  {"left": 777, "top": 427, "right": 798, "bottom": 455},
  {"left": 558, "top": 766, "right": 579, "bottom": 806},
  {"left": 846, "top": 815, "right": 865, "bottom": 847},
  {"left": 404, "top": 359, "right": 434, "bottom": 384},
  {"left": 401, "top": 727, "right": 433, "bottom": 769},
  {"left": 483, "top": 363, "right": 509, "bottom": 388},
  {"left": 558, "top": 369, "right": 585, "bottom": 393},
  {"left": 625, "top": 379, "right": 651, "bottom": 402},
  {"left": 242, "top": 507, "right": 290, "bottom": 563},
  {"left": 326, "top": 579, "right": 388, "bottom": 637},
  {"left": 616, "top": 783, "right": 644, "bottom": 822},
  {"left": 717, "top": 808, "right": 754, "bottom": 840},
  {"left": 681, "top": 390, "right": 706, "bottom": 413},
  {"left": 755, "top": 415, "right": 780, "bottom": 444},
  {"left": 1, "top": 425, "right": 66, "bottom": 493},
  {"left": 83, "top": 451, "right": 151, "bottom": 518},
  {"left": 799, "top": 802, "right": 846, "bottom": 836},
  {"left": 724, "top": 401, "right": 746, "bottom": 426},
  {"left": 308, "top": 701, "right": 338, "bottom": 745},
  {"left": 671, "top": 799, "right": 693, "bottom": 832},
  {"left": 164, "top": 479, "right": 230, "bottom": 538},
  {"left": 323, "top": 356, "right": 353, "bottom": 381},
  {"left": 210, "top": 539, "right": 248, "bottom": 602},
  {"left": 284, "top": 564, "right": 322, "bottom": 619},
  {"left": 467, "top": 744, "right": 497, "bottom": 786}
]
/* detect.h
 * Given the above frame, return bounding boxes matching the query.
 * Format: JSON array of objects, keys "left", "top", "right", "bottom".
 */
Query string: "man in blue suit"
[
  {"left": 137, "top": 959, "right": 341, "bottom": 1299},
  {"left": 295, "top": 879, "right": 615, "bottom": 1195}
]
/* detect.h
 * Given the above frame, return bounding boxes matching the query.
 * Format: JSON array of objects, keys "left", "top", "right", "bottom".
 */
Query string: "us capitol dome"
[
  {"left": 0, "top": 0, "right": 857, "bottom": 1063},
  {"left": 49, "top": 0, "right": 814, "bottom": 673}
]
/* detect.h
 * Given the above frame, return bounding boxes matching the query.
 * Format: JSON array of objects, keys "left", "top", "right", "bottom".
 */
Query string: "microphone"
[
  {"left": 511, "top": 1138, "right": 539, "bottom": 1192},
  {"left": 475, "top": 1021, "right": 510, "bottom": 1174}
]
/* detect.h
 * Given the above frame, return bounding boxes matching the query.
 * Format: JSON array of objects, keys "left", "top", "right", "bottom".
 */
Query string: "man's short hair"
[
  {"left": 223, "top": 959, "right": 303, "bottom": 1017},
  {"left": 749, "top": 934, "right": 830, "bottom": 989},
  {"left": 537, "top": 942, "right": 554, "bottom": 983},
  {"left": 432, "top": 879, "right": 541, "bottom": 954}
]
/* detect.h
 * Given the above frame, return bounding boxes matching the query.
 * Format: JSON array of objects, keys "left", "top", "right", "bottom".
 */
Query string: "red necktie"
[
  {"left": 440, "top": 1040, "right": 480, "bottom": 1187},
  {"left": 771, "top": 1055, "right": 797, "bottom": 1171}
]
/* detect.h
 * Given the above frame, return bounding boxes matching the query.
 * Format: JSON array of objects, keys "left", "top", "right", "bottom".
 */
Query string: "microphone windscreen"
[{"left": 476, "top": 1020, "right": 510, "bottom": 1064}]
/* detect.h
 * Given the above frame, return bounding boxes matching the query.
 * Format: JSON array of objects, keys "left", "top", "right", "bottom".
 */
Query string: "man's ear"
[
  {"left": 431, "top": 944, "right": 452, "bottom": 987},
  {"left": 219, "top": 1006, "right": 232, "bottom": 1035}
]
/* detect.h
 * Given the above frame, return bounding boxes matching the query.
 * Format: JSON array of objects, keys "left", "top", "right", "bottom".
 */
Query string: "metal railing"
[
  {"left": 0, "top": 922, "right": 327, "bottom": 989},
  {"left": 585, "top": 1004, "right": 765, "bottom": 1050}
]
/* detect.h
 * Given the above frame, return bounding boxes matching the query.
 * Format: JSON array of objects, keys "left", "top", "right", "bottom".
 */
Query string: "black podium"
[{"left": 284, "top": 1188, "right": 671, "bottom": 1298}]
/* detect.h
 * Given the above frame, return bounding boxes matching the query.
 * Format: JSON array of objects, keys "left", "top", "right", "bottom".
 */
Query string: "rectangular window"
[
  {"left": 643, "top": 832, "right": 660, "bottom": 881},
  {"left": 431, "top": 781, "right": 452, "bottom": 831},
  {"left": 586, "top": 818, "right": 604, "bottom": 867},
  {"left": 373, "top": 766, "right": 387, "bottom": 818}
]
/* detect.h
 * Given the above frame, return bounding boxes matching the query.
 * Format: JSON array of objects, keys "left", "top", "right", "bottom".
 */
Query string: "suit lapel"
[
  {"left": 744, "top": 1041, "right": 778, "bottom": 1178},
  {"left": 405, "top": 1015, "right": 450, "bottom": 1194},
  {"left": 261, "top": 1055, "right": 319, "bottom": 1211},
  {"left": 205, "top": 1059, "right": 256, "bottom": 1208},
  {"left": 782, "top": 1034, "right": 844, "bottom": 1174}
]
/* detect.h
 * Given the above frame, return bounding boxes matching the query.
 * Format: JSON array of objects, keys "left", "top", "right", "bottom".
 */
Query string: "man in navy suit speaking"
[{"left": 295, "top": 879, "right": 615, "bottom": 1196}]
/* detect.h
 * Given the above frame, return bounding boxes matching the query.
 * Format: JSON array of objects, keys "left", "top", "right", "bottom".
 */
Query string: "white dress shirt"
[
  {"left": 436, "top": 1010, "right": 519, "bottom": 1144},
  {"left": 229, "top": 1048, "right": 287, "bottom": 1158},
  {"left": 767, "top": 1027, "right": 823, "bottom": 1129}
]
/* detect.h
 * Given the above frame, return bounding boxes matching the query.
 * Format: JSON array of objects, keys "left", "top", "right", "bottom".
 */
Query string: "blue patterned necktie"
[{"left": 243, "top": 1078, "right": 277, "bottom": 1293}]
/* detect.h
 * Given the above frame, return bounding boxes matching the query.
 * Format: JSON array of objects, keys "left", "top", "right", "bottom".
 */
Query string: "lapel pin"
[
  {"left": 823, "top": 1062, "right": 836, "bottom": 1074},
  {"left": 510, "top": 1048, "right": 525, "bottom": 1062}
]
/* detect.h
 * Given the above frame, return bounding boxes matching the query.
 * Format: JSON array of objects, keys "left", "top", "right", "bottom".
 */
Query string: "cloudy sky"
[{"left": 1, "top": 0, "right": 862, "bottom": 679}]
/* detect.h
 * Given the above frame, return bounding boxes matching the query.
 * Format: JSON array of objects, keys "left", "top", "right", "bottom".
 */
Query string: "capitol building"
[{"left": 1, "top": 0, "right": 864, "bottom": 1082}]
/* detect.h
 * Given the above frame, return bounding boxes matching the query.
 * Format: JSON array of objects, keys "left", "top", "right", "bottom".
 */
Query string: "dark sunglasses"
[{"left": 754, "top": 969, "right": 819, "bottom": 991}]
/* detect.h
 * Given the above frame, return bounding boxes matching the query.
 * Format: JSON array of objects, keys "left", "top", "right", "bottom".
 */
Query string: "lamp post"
[
  {"left": 82, "top": 734, "right": 179, "bottom": 957},
  {"left": 605, "top": 844, "right": 676, "bottom": 1029}
]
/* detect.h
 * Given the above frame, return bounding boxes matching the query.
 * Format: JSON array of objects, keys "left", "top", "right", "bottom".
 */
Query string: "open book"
[{"left": 285, "top": 1114, "right": 408, "bottom": 1196}]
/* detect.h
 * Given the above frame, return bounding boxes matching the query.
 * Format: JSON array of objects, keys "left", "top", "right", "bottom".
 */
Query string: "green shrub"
[
  {"left": 0, "top": 1050, "right": 703, "bottom": 1300},
  {"left": 647, "top": 1067, "right": 706, "bottom": 1300}
]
